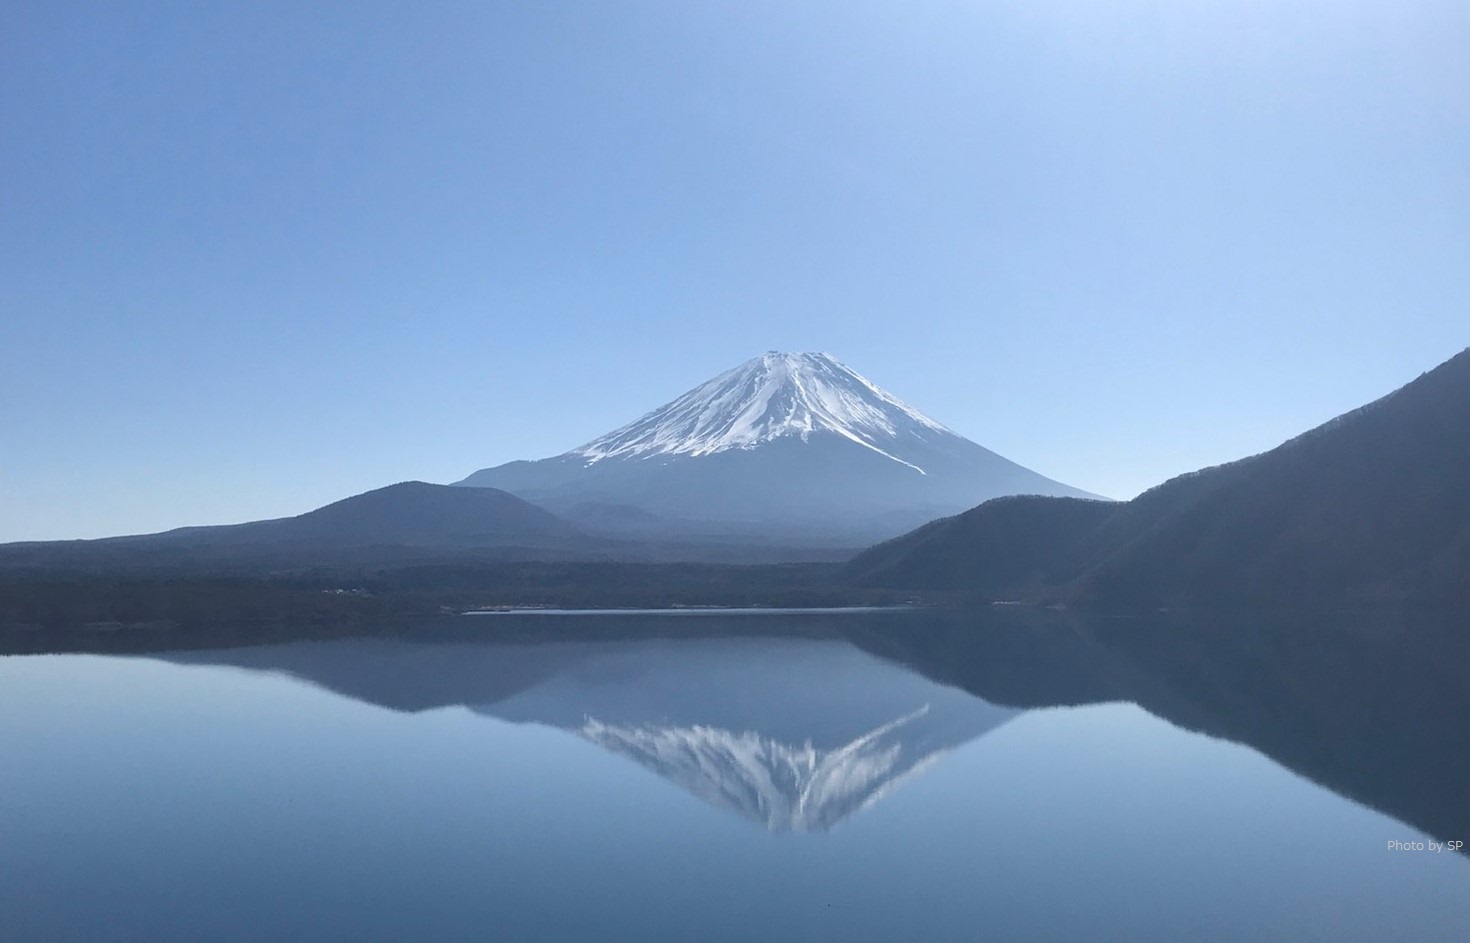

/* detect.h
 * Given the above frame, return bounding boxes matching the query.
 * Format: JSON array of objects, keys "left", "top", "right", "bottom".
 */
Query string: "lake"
[{"left": 2, "top": 608, "right": 1467, "bottom": 941}]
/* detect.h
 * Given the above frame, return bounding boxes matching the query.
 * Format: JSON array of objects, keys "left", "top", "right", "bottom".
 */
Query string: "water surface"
[{"left": 2, "top": 609, "right": 1466, "bottom": 941}]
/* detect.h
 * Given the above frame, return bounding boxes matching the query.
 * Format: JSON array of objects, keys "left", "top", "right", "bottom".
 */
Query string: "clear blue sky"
[{"left": 3, "top": 1, "right": 1466, "bottom": 541}]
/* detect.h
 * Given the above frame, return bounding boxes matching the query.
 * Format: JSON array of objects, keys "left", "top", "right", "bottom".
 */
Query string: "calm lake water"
[{"left": 2, "top": 609, "right": 1467, "bottom": 941}]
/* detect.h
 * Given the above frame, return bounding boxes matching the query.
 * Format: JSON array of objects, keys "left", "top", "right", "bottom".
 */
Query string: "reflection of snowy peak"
[
  {"left": 457, "top": 352, "right": 1100, "bottom": 541},
  {"left": 574, "top": 352, "right": 949, "bottom": 472},
  {"left": 580, "top": 706, "right": 948, "bottom": 832},
  {"left": 479, "top": 635, "right": 1019, "bottom": 832}
]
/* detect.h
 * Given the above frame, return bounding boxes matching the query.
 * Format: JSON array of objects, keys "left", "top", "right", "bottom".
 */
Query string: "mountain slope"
[
  {"left": 0, "top": 482, "right": 588, "bottom": 570},
  {"left": 458, "top": 352, "right": 1099, "bottom": 542},
  {"left": 844, "top": 495, "right": 1117, "bottom": 594},
  {"left": 224, "top": 481, "right": 581, "bottom": 546},
  {"left": 851, "top": 348, "right": 1470, "bottom": 607}
]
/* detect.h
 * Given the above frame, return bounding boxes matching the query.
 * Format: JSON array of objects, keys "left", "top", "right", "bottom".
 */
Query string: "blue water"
[{"left": 2, "top": 617, "right": 1466, "bottom": 941}]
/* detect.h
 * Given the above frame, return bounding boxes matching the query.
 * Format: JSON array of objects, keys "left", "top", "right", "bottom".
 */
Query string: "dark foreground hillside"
[{"left": 851, "top": 348, "right": 1470, "bottom": 608}]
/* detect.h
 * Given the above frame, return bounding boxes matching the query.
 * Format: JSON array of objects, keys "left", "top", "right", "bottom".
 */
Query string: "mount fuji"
[{"left": 457, "top": 352, "right": 1100, "bottom": 542}]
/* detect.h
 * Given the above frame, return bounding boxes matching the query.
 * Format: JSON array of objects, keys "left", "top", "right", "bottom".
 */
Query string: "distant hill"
[
  {"left": 215, "top": 481, "right": 580, "bottom": 546},
  {"left": 0, "top": 482, "right": 590, "bottom": 571},
  {"left": 457, "top": 352, "right": 1100, "bottom": 543},
  {"left": 850, "top": 348, "right": 1470, "bottom": 607}
]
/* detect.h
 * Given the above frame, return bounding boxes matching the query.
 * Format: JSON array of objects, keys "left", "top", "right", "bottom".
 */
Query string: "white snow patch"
[{"left": 572, "top": 352, "right": 951, "bottom": 474}]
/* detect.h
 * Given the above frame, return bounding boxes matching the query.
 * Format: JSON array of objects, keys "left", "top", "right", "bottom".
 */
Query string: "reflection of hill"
[
  {"left": 161, "top": 630, "right": 1017, "bottom": 832},
  {"left": 167, "top": 637, "right": 581, "bottom": 713},
  {"left": 850, "top": 607, "right": 1470, "bottom": 851}
]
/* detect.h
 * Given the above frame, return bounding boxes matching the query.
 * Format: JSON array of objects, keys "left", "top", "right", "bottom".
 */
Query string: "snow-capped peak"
[{"left": 571, "top": 352, "right": 953, "bottom": 471}]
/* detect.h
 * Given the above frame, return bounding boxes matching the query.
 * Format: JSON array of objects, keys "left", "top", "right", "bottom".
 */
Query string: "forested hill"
[{"left": 849, "top": 348, "right": 1470, "bottom": 608}]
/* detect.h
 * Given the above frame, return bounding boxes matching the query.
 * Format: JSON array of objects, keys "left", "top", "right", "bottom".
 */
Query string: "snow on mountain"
[{"left": 574, "top": 352, "right": 951, "bottom": 473}]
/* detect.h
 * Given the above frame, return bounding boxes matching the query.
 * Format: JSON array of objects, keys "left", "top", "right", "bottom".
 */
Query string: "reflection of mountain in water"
[
  {"left": 157, "top": 606, "right": 1469, "bottom": 847},
  {"left": 578, "top": 706, "right": 941, "bottom": 832},
  {"left": 163, "top": 632, "right": 1016, "bottom": 831},
  {"left": 848, "top": 606, "right": 1470, "bottom": 852}
]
